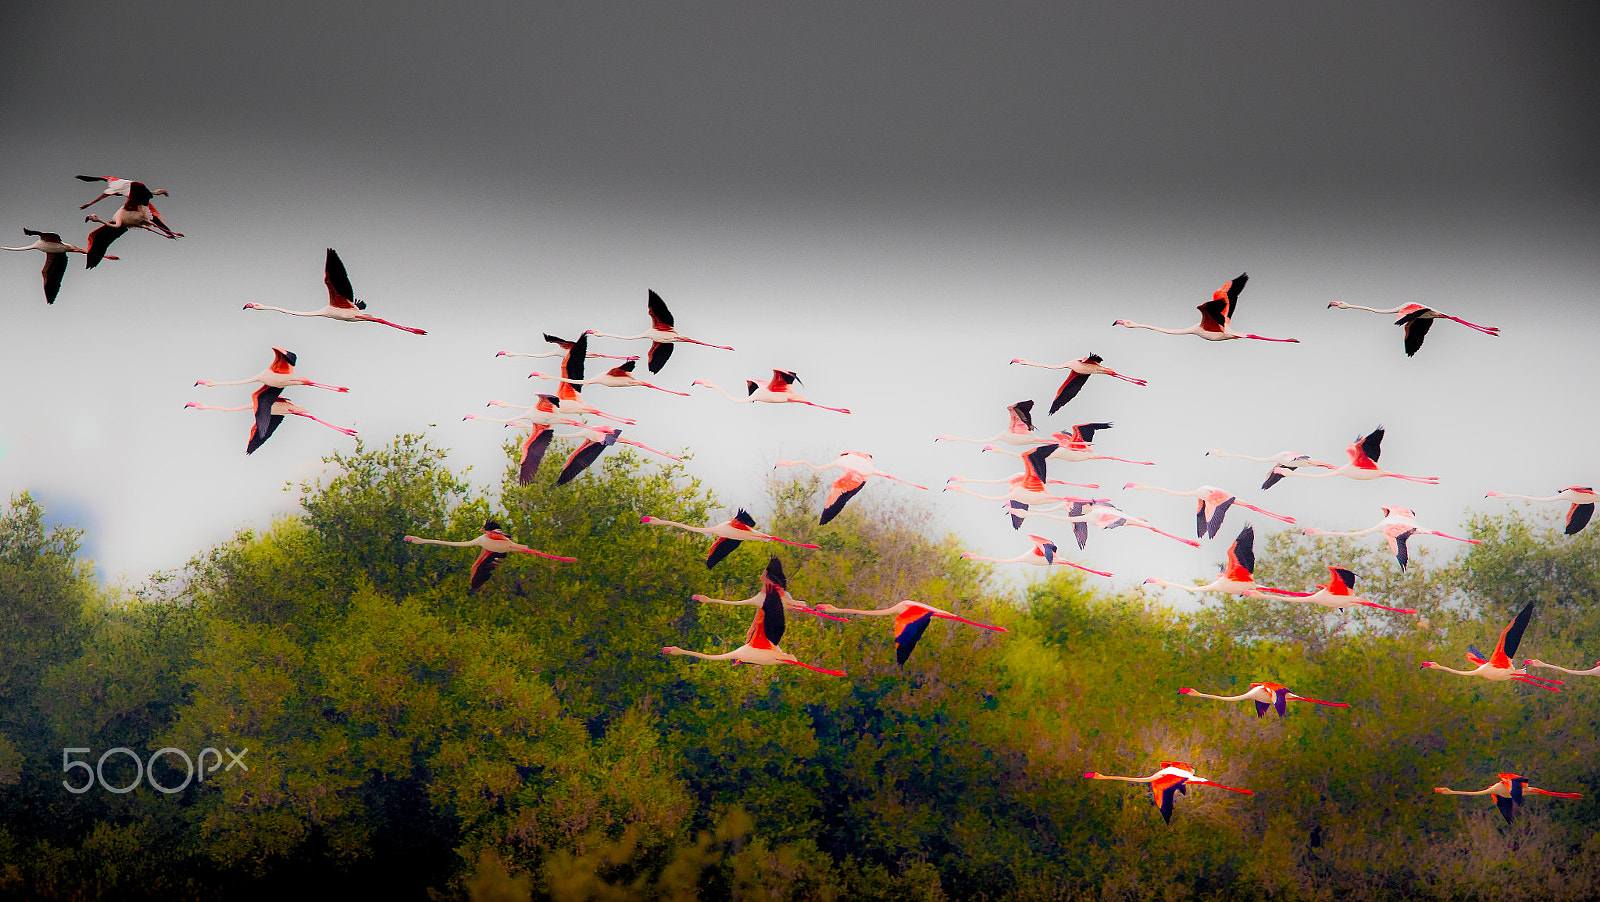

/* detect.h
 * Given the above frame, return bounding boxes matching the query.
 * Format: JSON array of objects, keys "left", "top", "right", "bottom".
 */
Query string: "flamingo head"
[
  {"left": 1009, "top": 358, "right": 1024, "bottom": 365},
  {"left": 959, "top": 552, "right": 976, "bottom": 559},
  {"left": 660, "top": 646, "right": 682, "bottom": 655},
  {"left": 814, "top": 603, "right": 840, "bottom": 613},
  {"left": 193, "top": 379, "right": 212, "bottom": 386},
  {"left": 1142, "top": 577, "right": 1160, "bottom": 585},
  {"left": 1122, "top": 482, "right": 1141, "bottom": 490},
  {"left": 152, "top": 188, "right": 170, "bottom": 197},
  {"left": 1111, "top": 319, "right": 1130, "bottom": 327},
  {"left": 1082, "top": 772, "right": 1101, "bottom": 779},
  {"left": 402, "top": 535, "right": 419, "bottom": 543},
  {"left": 1432, "top": 787, "right": 1451, "bottom": 793},
  {"left": 1419, "top": 661, "right": 1436, "bottom": 668},
  {"left": 183, "top": 402, "right": 201, "bottom": 409},
  {"left": 1177, "top": 687, "right": 1197, "bottom": 695},
  {"left": 242, "top": 303, "right": 260, "bottom": 310},
  {"left": 981, "top": 445, "right": 999, "bottom": 453},
  {"left": 639, "top": 516, "right": 656, "bottom": 524},
  {"left": 1484, "top": 491, "right": 1503, "bottom": 498}
]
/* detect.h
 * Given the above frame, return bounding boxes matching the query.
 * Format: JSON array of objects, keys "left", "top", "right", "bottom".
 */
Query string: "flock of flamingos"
[{"left": 9, "top": 176, "right": 1599, "bottom": 828}]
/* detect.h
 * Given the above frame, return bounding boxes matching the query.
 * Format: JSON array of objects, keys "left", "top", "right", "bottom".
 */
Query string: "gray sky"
[{"left": 2, "top": 2, "right": 1597, "bottom": 604}]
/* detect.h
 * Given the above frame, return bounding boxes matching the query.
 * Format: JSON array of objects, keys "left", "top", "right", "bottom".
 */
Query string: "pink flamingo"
[
  {"left": 530, "top": 360, "right": 689, "bottom": 395},
  {"left": 693, "top": 557, "right": 848, "bottom": 622},
  {"left": 404, "top": 519, "right": 575, "bottom": 592},
  {"left": 1082, "top": 761, "right": 1254, "bottom": 824},
  {"left": 185, "top": 385, "right": 355, "bottom": 454},
  {"left": 1485, "top": 486, "right": 1596, "bottom": 536},
  {"left": 1328, "top": 301, "right": 1499, "bottom": 356},
  {"left": 1114, "top": 273, "right": 1298, "bottom": 343},
  {"left": 960, "top": 533, "right": 1113, "bottom": 578},
  {"left": 1256, "top": 566, "right": 1418, "bottom": 614},
  {"left": 1009, "top": 352, "right": 1148, "bottom": 412},
  {"left": 1143, "top": 525, "right": 1297, "bottom": 598},
  {"left": 776, "top": 451, "right": 928, "bottom": 524},
  {"left": 662, "top": 584, "right": 845, "bottom": 675},
  {"left": 84, "top": 181, "right": 182, "bottom": 267},
  {"left": 815, "top": 599, "right": 1008, "bottom": 665},
  {"left": 935, "top": 400, "right": 1049, "bottom": 447},
  {"left": 1204, "top": 448, "right": 1335, "bottom": 490},
  {"left": 1522, "top": 657, "right": 1600, "bottom": 677},
  {"left": 983, "top": 421, "right": 1155, "bottom": 466},
  {"left": 244, "top": 249, "right": 426, "bottom": 334},
  {"left": 1270, "top": 426, "right": 1438, "bottom": 485},
  {"left": 1178, "top": 682, "right": 1349, "bottom": 718},
  {"left": 693, "top": 369, "right": 851, "bottom": 414},
  {"left": 194, "top": 347, "right": 349, "bottom": 393},
  {"left": 1420, "top": 602, "right": 1562, "bottom": 690},
  {"left": 946, "top": 444, "right": 1099, "bottom": 510},
  {"left": 1122, "top": 482, "right": 1295, "bottom": 540},
  {"left": 1433, "top": 773, "right": 1581, "bottom": 823},
  {"left": 1002, "top": 500, "right": 1200, "bottom": 548},
  {"left": 496, "top": 332, "right": 637, "bottom": 362},
  {"left": 1302, "top": 505, "right": 1477, "bottom": 570},
  {"left": 586, "top": 289, "right": 734, "bottom": 373},
  {"left": 74, "top": 174, "right": 169, "bottom": 210},
  {"left": 3, "top": 228, "right": 116, "bottom": 303},
  {"left": 641, "top": 509, "right": 820, "bottom": 568}
]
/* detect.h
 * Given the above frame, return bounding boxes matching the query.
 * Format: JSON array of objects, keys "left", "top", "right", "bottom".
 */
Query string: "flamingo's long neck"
[
  {"left": 1121, "top": 321, "right": 1194, "bottom": 336},
  {"left": 406, "top": 537, "right": 484, "bottom": 548},
  {"left": 668, "top": 648, "right": 739, "bottom": 662},
  {"left": 1333, "top": 303, "right": 1402, "bottom": 315},
  {"left": 1183, "top": 690, "right": 1253, "bottom": 702}
]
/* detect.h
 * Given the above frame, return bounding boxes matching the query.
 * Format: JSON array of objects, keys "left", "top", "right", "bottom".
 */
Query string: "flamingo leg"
[{"left": 782, "top": 660, "right": 846, "bottom": 676}]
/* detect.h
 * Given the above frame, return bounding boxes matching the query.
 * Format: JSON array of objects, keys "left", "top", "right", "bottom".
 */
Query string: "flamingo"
[
  {"left": 3, "top": 228, "right": 117, "bottom": 303},
  {"left": 1270, "top": 427, "right": 1438, "bottom": 485},
  {"left": 1122, "top": 483, "right": 1295, "bottom": 540},
  {"left": 662, "top": 583, "right": 845, "bottom": 676},
  {"left": 945, "top": 444, "right": 1099, "bottom": 510},
  {"left": 982, "top": 421, "right": 1155, "bottom": 466},
  {"left": 1420, "top": 602, "right": 1562, "bottom": 690},
  {"left": 1178, "top": 682, "right": 1350, "bottom": 718},
  {"left": 1002, "top": 500, "right": 1200, "bottom": 548},
  {"left": 960, "top": 533, "right": 1113, "bottom": 578},
  {"left": 640, "top": 509, "right": 821, "bottom": 568},
  {"left": 185, "top": 385, "right": 356, "bottom": 454},
  {"left": 194, "top": 347, "right": 350, "bottom": 393},
  {"left": 530, "top": 360, "right": 690, "bottom": 395},
  {"left": 693, "top": 369, "right": 851, "bottom": 414},
  {"left": 1204, "top": 448, "right": 1335, "bottom": 490},
  {"left": 84, "top": 182, "right": 182, "bottom": 267},
  {"left": 1113, "top": 273, "right": 1299, "bottom": 343},
  {"left": 404, "top": 519, "right": 576, "bottom": 593},
  {"left": 1328, "top": 301, "right": 1500, "bottom": 356},
  {"left": 1255, "top": 566, "right": 1419, "bottom": 614},
  {"left": 586, "top": 289, "right": 734, "bottom": 373},
  {"left": 463, "top": 395, "right": 586, "bottom": 484},
  {"left": 1143, "top": 525, "right": 1297, "bottom": 598},
  {"left": 1522, "top": 657, "right": 1600, "bottom": 676},
  {"left": 1009, "top": 352, "right": 1148, "bottom": 413},
  {"left": 527, "top": 334, "right": 640, "bottom": 422},
  {"left": 1485, "top": 487, "right": 1596, "bottom": 536},
  {"left": 243, "top": 248, "right": 426, "bottom": 334},
  {"left": 1082, "top": 761, "right": 1254, "bottom": 824},
  {"left": 814, "top": 599, "right": 1007, "bottom": 665},
  {"left": 1303, "top": 505, "right": 1478, "bottom": 571},
  {"left": 1433, "top": 774, "right": 1581, "bottom": 824},
  {"left": 74, "top": 175, "right": 169, "bottom": 211},
  {"left": 693, "top": 556, "right": 849, "bottom": 622},
  {"left": 775, "top": 451, "right": 928, "bottom": 524},
  {"left": 555, "top": 423, "right": 682, "bottom": 481},
  {"left": 495, "top": 333, "right": 637, "bottom": 362},
  {"left": 935, "top": 400, "right": 1049, "bottom": 447}
]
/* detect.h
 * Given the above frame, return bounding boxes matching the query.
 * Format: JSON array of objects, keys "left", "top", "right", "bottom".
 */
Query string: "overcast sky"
[{"left": 2, "top": 2, "right": 1597, "bottom": 605}]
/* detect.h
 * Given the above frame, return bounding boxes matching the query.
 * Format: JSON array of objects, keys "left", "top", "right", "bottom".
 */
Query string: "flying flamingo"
[
  {"left": 1420, "top": 602, "right": 1562, "bottom": 690},
  {"left": 556, "top": 423, "right": 682, "bottom": 473},
  {"left": 1303, "top": 505, "right": 1478, "bottom": 571},
  {"left": 1122, "top": 483, "right": 1295, "bottom": 540},
  {"left": 1204, "top": 448, "right": 1335, "bottom": 490},
  {"left": 775, "top": 451, "right": 928, "bottom": 524},
  {"left": 1522, "top": 657, "right": 1600, "bottom": 677},
  {"left": 1270, "top": 427, "right": 1438, "bottom": 485},
  {"left": 1433, "top": 774, "right": 1581, "bottom": 824},
  {"left": 464, "top": 395, "right": 586, "bottom": 484},
  {"left": 404, "top": 519, "right": 575, "bottom": 593},
  {"left": 194, "top": 347, "right": 350, "bottom": 393},
  {"left": 1002, "top": 500, "right": 1200, "bottom": 548},
  {"left": 945, "top": 444, "right": 1099, "bottom": 510},
  {"left": 693, "top": 369, "right": 851, "bottom": 414},
  {"left": 1178, "top": 682, "right": 1350, "bottom": 718},
  {"left": 1255, "top": 566, "right": 1419, "bottom": 614},
  {"left": 983, "top": 421, "right": 1155, "bottom": 466},
  {"left": 185, "top": 385, "right": 356, "bottom": 454},
  {"left": 1485, "top": 487, "right": 1596, "bottom": 536},
  {"left": 1327, "top": 301, "right": 1499, "bottom": 356},
  {"left": 586, "top": 289, "right": 734, "bottom": 373},
  {"left": 814, "top": 599, "right": 1007, "bottom": 665},
  {"left": 243, "top": 248, "right": 426, "bottom": 334},
  {"left": 662, "top": 584, "right": 845, "bottom": 676},
  {"left": 1113, "top": 273, "right": 1299, "bottom": 343},
  {"left": 960, "top": 533, "right": 1113, "bottom": 578},
  {"left": 935, "top": 400, "right": 1049, "bottom": 447},
  {"left": 693, "top": 556, "right": 849, "bottom": 622},
  {"left": 527, "top": 334, "right": 642, "bottom": 422},
  {"left": 640, "top": 509, "right": 821, "bottom": 568},
  {"left": 495, "top": 332, "right": 637, "bottom": 362},
  {"left": 1082, "top": 761, "right": 1254, "bottom": 824},
  {"left": 3, "top": 228, "right": 117, "bottom": 304},
  {"left": 1009, "top": 352, "right": 1148, "bottom": 412},
  {"left": 84, "top": 181, "right": 182, "bottom": 267},
  {"left": 74, "top": 175, "right": 169, "bottom": 211},
  {"left": 530, "top": 360, "right": 690, "bottom": 395},
  {"left": 1143, "top": 525, "right": 1298, "bottom": 598}
]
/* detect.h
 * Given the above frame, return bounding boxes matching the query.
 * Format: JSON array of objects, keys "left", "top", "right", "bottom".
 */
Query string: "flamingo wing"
[
  {"left": 754, "top": 585, "right": 786, "bottom": 646},
  {"left": 517, "top": 426, "right": 554, "bottom": 484},
  {"left": 246, "top": 386, "right": 284, "bottom": 454},
  {"left": 734, "top": 508, "right": 757, "bottom": 527},
  {"left": 768, "top": 370, "right": 800, "bottom": 391},
  {"left": 1196, "top": 299, "right": 1229, "bottom": 332},
  {"left": 41, "top": 252, "right": 67, "bottom": 304},
  {"left": 894, "top": 606, "right": 934, "bottom": 665},
  {"left": 1400, "top": 316, "right": 1434, "bottom": 356},
  {"left": 1466, "top": 645, "right": 1488, "bottom": 666},
  {"left": 85, "top": 224, "right": 124, "bottom": 269},
  {"left": 1492, "top": 601, "right": 1536, "bottom": 666},
  {"left": 820, "top": 473, "right": 867, "bottom": 525},
  {"left": 469, "top": 549, "right": 508, "bottom": 593},
  {"left": 1327, "top": 566, "right": 1357, "bottom": 594},
  {"left": 269, "top": 347, "right": 297, "bottom": 373},
  {"left": 647, "top": 289, "right": 674, "bottom": 329},
  {"left": 1023, "top": 443, "right": 1053, "bottom": 489},
  {"left": 707, "top": 537, "right": 742, "bottom": 569},
  {"left": 609, "top": 360, "right": 638, "bottom": 377},
  {"left": 1274, "top": 687, "right": 1287, "bottom": 718},
  {"left": 1006, "top": 500, "right": 1028, "bottom": 530},
  {"left": 557, "top": 432, "right": 617, "bottom": 486},
  {"left": 1566, "top": 503, "right": 1594, "bottom": 535},
  {"left": 1495, "top": 795, "right": 1515, "bottom": 824},
  {"left": 1027, "top": 534, "right": 1057, "bottom": 564},
  {"left": 1223, "top": 525, "right": 1256, "bottom": 581},
  {"left": 1254, "top": 701, "right": 1270, "bottom": 718},
  {"left": 1392, "top": 529, "right": 1415, "bottom": 570},
  {"left": 1352, "top": 427, "right": 1384, "bottom": 467},
  {"left": 1505, "top": 775, "right": 1526, "bottom": 805},
  {"left": 1217, "top": 272, "right": 1247, "bottom": 318},
  {"left": 323, "top": 248, "right": 364, "bottom": 309},
  {"left": 1205, "top": 497, "right": 1235, "bottom": 539},
  {"left": 1049, "top": 372, "right": 1089, "bottom": 413},
  {"left": 1153, "top": 774, "right": 1187, "bottom": 824},
  {"left": 1008, "top": 400, "right": 1036, "bottom": 433},
  {"left": 542, "top": 333, "right": 577, "bottom": 350},
  {"left": 1075, "top": 422, "right": 1113, "bottom": 444},
  {"left": 647, "top": 341, "right": 673, "bottom": 373},
  {"left": 562, "top": 333, "right": 587, "bottom": 382},
  {"left": 762, "top": 555, "right": 787, "bottom": 590}
]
